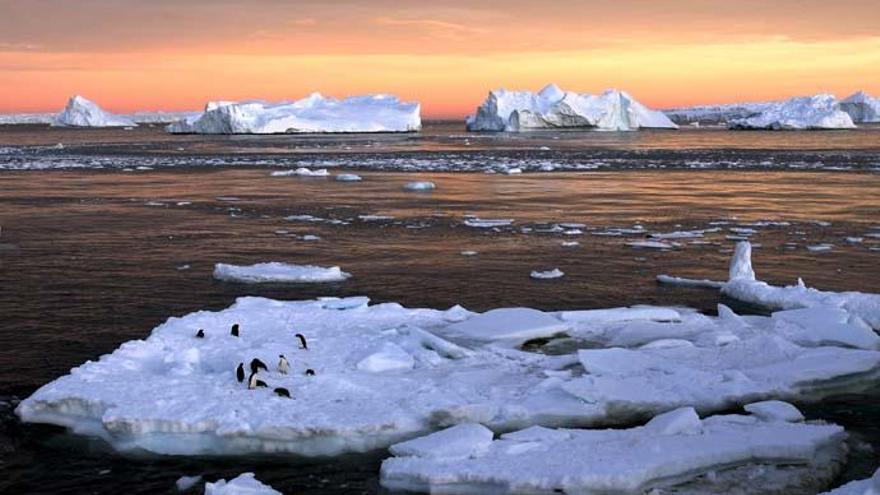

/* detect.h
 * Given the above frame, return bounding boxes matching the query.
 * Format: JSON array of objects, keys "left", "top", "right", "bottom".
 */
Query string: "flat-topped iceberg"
[
  {"left": 465, "top": 84, "right": 678, "bottom": 132},
  {"left": 381, "top": 405, "right": 845, "bottom": 494},
  {"left": 51, "top": 95, "right": 137, "bottom": 128},
  {"left": 213, "top": 262, "right": 351, "bottom": 283},
  {"left": 167, "top": 93, "right": 421, "bottom": 134},
  {"left": 839, "top": 91, "right": 880, "bottom": 123},
  {"left": 728, "top": 94, "right": 855, "bottom": 130}
]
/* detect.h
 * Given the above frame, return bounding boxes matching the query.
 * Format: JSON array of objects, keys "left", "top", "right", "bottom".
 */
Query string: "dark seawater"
[{"left": 0, "top": 124, "right": 879, "bottom": 494}]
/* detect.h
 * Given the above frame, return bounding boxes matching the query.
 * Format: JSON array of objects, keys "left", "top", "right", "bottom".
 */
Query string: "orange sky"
[{"left": 1, "top": 0, "right": 879, "bottom": 117}]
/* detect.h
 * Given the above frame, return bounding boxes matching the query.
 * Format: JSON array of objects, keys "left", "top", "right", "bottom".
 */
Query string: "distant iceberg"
[
  {"left": 167, "top": 93, "right": 421, "bottom": 134},
  {"left": 727, "top": 94, "right": 856, "bottom": 130},
  {"left": 51, "top": 95, "right": 137, "bottom": 128},
  {"left": 465, "top": 84, "right": 678, "bottom": 132},
  {"left": 839, "top": 91, "right": 880, "bottom": 123}
]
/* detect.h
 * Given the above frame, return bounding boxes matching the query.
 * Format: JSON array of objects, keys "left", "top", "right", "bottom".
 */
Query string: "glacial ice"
[
  {"left": 167, "top": 93, "right": 421, "bottom": 134},
  {"left": 212, "top": 262, "right": 351, "bottom": 283},
  {"left": 380, "top": 405, "right": 845, "bottom": 494},
  {"left": 840, "top": 91, "right": 880, "bottom": 123},
  {"left": 204, "top": 473, "right": 280, "bottom": 495},
  {"left": 728, "top": 94, "right": 856, "bottom": 130},
  {"left": 466, "top": 84, "right": 678, "bottom": 132},
  {"left": 52, "top": 95, "right": 137, "bottom": 128}
]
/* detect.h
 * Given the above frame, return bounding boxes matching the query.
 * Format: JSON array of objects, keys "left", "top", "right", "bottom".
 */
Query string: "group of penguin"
[{"left": 195, "top": 322, "right": 314, "bottom": 399}]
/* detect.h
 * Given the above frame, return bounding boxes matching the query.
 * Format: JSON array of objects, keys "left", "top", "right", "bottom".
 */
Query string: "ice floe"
[
  {"left": 380, "top": 405, "right": 845, "bottom": 494},
  {"left": 336, "top": 173, "right": 363, "bottom": 182},
  {"left": 530, "top": 268, "right": 564, "bottom": 280},
  {"left": 204, "top": 473, "right": 280, "bottom": 495},
  {"left": 168, "top": 93, "right": 420, "bottom": 134},
  {"left": 466, "top": 84, "right": 677, "bottom": 131},
  {"left": 175, "top": 475, "right": 202, "bottom": 491},
  {"left": 52, "top": 95, "right": 137, "bottom": 128},
  {"left": 213, "top": 262, "right": 351, "bottom": 283},
  {"left": 463, "top": 218, "right": 514, "bottom": 228},
  {"left": 729, "top": 94, "right": 856, "bottom": 130},
  {"left": 270, "top": 167, "right": 329, "bottom": 177}
]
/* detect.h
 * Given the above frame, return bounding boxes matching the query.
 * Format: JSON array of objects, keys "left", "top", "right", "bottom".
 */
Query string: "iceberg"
[
  {"left": 839, "top": 91, "right": 880, "bottom": 123},
  {"left": 204, "top": 473, "right": 280, "bottom": 495},
  {"left": 380, "top": 405, "right": 846, "bottom": 494},
  {"left": 728, "top": 94, "right": 855, "bottom": 130},
  {"left": 465, "top": 84, "right": 678, "bottom": 132},
  {"left": 51, "top": 95, "right": 137, "bottom": 128},
  {"left": 167, "top": 93, "right": 420, "bottom": 134},
  {"left": 212, "top": 262, "right": 351, "bottom": 283}
]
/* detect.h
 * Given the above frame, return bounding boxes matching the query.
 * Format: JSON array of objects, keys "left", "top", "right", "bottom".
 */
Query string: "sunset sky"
[{"left": 1, "top": 0, "right": 879, "bottom": 117}]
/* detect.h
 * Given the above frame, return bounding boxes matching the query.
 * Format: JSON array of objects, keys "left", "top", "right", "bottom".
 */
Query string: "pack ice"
[
  {"left": 52, "top": 95, "right": 137, "bottom": 128},
  {"left": 728, "top": 94, "right": 856, "bottom": 130},
  {"left": 167, "top": 93, "right": 421, "bottom": 134},
  {"left": 381, "top": 405, "right": 846, "bottom": 494},
  {"left": 465, "top": 84, "right": 678, "bottom": 131}
]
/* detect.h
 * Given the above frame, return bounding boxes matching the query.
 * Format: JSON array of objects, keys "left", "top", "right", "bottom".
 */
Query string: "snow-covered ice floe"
[
  {"left": 381, "top": 405, "right": 846, "bottom": 494},
  {"left": 204, "top": 473, "right": 280, "bottom": 495},
  {"left": 167, "top": 93, "right": 420, "bottom": 134},
  {"left": 270, "top": 167, "right": 329, "bottom": 177},
  {"left": 839, "top": 91, "right": 880, "bottom": 123},
  {"left": 403, "top": 181, "right": 436, "bottom": 192},
  {"left": 728, "top": 94, "right": 856, "bottom": 130},
  {"left": 52, "top": 95, "right": 137, "bottom": 128},
  {"left": 820, "top": 468, "right": 880, "bottom": 495},
  {"left": 530, "top": 268, "right": 564, "bottom": 280},
  {"left": 213, "top": 262, "right": 351, "bottom": 283},
  {"left": 466, "top": 84, "right": 677, "bottom": 132},
  {"left": 463, "top": 218, "right": 513, "bottom": 228}
]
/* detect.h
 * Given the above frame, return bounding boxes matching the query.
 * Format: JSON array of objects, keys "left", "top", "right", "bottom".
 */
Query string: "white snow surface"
[
  {"left": 840, "top": 91, "right": 880, "bottom": 123},
  {"left": 204, "top": 473, "right": 280, "bottom": 495},
  {"left": 52, "top": 95, "right": 137, "bottom": 128},
  {"left": 466, "top": 84, "right": 678, "bottom": 132},
  {"left": 728, "top": 94, "right": 856, "bottom": 130},
  {"left": 381, "top": 406, "right": 845, "bottom": 494},
  {"left": 213, "top": 262, "right": 351, "bottom": 283},
  {"left": 167, "top": 93, "right": 420, "bottom": 134}
]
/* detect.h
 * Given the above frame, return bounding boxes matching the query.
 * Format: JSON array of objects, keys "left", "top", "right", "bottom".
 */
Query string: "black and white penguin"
[
  {"left": 196, "top": 329, "right": 205, "bottom": 338},
  {"left": 277, "top": 355, "right": 289, "bottom": 375},
  {"left": 305, "top": 368, "right": 316, "bottom": 376},
  {"left": 295, "top": 333, "right": 308, "bottom": 350},
  {"left": 236, "top": 363, "right": 245, "bottom": 383},
  {"left": 231, "top": 323, "right": 240, "bottom": 337},
  {"left": 248, "top": 372, "right": 267, "bottom": 389},
  {"left": 250, "top": 358, "right": 268, "bottom": 374},
  {"left": 273, "top": 387, "right": 291, "bottom": 398}
]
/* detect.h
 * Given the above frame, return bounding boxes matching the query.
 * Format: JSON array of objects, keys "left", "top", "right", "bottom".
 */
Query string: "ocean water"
[{"left": 0, "top": 123, "right": 879, "bottom": 493}]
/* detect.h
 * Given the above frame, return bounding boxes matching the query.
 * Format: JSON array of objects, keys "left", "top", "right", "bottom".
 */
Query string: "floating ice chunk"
[
  {"left": 336, "top": 173, "right": 362, "bottom": 182},
  {"left": 820, "top": 468, "right": 880, "bottom": 495},
  {"left": 561, "top": 241, "right": 579, "bottom": 247},
  {"left": 358, "top": 214, "right": 395, "bottom": 222},
  {"left": 403, "top": 181, "right": 436, "bottom": 192},
  {"left": 175, "top": 475, "right": 202, "bottom": 491},
  {"left": 530, "top": 268, "right": 564, "bottom": 280},
  {"left": 213, "top": 262, "right": 351, "bottom": 283},
  {"left": 168, "top": 93, "right": 421, "bottom": 134},
  {"left": 270, "top": 167, "right": 329, "bottom": 177},
  {"left": 204, "top": 473, "right": 281, "bottom": 495},
  {"left": 380, "top": 409, "right": 844, "bottom": 494},
  {"left": 459, "top": 250, "right": 478, "bottom": 256},
  {"left": 650, "top": 230, "right": 705, "bottom": 240},
  {"left": 445, "top": 308, "right": 567, "bottom": 343},
  {"left": 729, "top": 94, "right": 856, "bottom": 130},
  {"left": 357, "top": 342, "right": 415, "bottom": 373},
  {"left": 656, "top": 274, "right": 725, "bottom": 289},
  {"left": 466, "top": 84, "right": 677, "bottom": 131},
  {"left": 744, "top": 400, "right": 805, "bottom": 423},
  {"left": 463, "top": 218, "right": 513, "bottom": 228},
  {"left": 504, "top": 167, "right": 523, "bottom": 175},
  {"left": 52, "top": 95, "right": 137, "bottom": 128},
  {"left": 627, "top": 240, "right": 675, "bottom": 250},
  {"left": 808, "top": 244, "right": 835, "bottom": 252},
  {"left": 388, "top": 423, "right": 493, "bottom": 459}
]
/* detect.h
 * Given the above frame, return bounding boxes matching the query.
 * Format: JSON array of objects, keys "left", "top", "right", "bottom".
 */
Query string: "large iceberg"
[
  {"left": 381, "top": 406, "right": 846, "bottom": 494},
  {"left": 167, "top": 93, "right": 421, "bottom": 134},
  {"left": 728, "top": 94, "right": 855, "bottom": 130},
  {"left": 839, "top": 91, "right": 880, "bottom": 123},
  {"left": 51, "top": 95, "right": 137, "bottom": 128},
  {"left": 465, "top": 84, "right": 678, "bottom": 131}
]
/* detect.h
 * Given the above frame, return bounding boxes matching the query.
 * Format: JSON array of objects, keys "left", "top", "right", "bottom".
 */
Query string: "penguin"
[
  {"left": 236, "top": 363, "right": 245, "bottom": 383},
  {"left": 231, "top": 323, "right": 240, "bottom": 337},
  {"left": 250, "top": 358, "right": 268, "bottom": 374},
  {"left": 277, "top": 355, "right": 289, "bottom": 375},
  {"left": 295, "top": 333, "right": 308, "bottom": 350},
  {"left": 248, "top": 372, "right": 268, "bottom": 389},
  {"left": 273, "top": 387, "right": 291, "bottom": 398},
  {"left": 196, "top": 329, "right": 205, "bottom": 338},
  {"left": 305, "top": 368, "right": 316, "bottom": 376}
]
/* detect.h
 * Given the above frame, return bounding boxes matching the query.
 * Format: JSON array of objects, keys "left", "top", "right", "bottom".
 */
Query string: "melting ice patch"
[{"left": 213, "top": 262, "right": 351, "bottom": 283}]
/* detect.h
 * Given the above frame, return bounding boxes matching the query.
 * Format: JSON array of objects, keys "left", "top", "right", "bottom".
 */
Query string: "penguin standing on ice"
[
  {"left": 248, "top": 372, "right": 268, "bottom": 389},
  {"left": 277, "top": 355, "right": 289, "bottom": 375},
  {"left": 295, "top": 333, "right": 308, "bottom": 350},
  {"left": 274, "top": 387, "right": 291, "bottom": 398},
  {"left": 196, "top": 329, "right": 205, "bottom": 338},
  {"left": 231, "top": 323, "right": 240, "bottom": 337},
  {"left": 250, "top": 358, "right": 268, "bottom": 374},
  {"left": 236, "top": 363, "right": 245, "bottom": 383}
]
